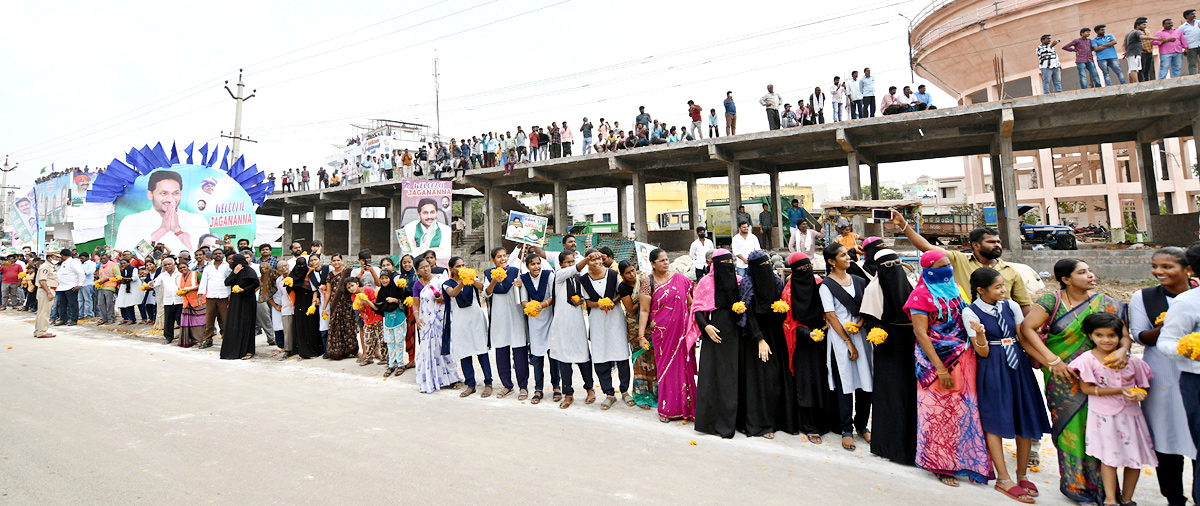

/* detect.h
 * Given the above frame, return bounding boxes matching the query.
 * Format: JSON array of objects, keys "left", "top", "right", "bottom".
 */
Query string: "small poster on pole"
[
  {"left": 634, "top": 241, "right": 655, "bottom": 273},
  {"left": 504, "top": 211, "right": 548, "bottom": 247}
]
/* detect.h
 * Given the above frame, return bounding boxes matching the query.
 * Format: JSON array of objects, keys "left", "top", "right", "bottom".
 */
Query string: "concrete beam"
[
  {"left": 631, "top": 171, "right": 649, "bottom": 243},
  {"left": 527, "top": 167, "right": 554, "bottom": 182},
  {"left": 708, "top": 144, "right": 733, "bottom": 164},
  {"left": 284, "top": 196, "right": 317, "bottom": 206},
  {"left": 348, "top": 200, "right": 362, "bottom": 257},
  {"left": 732, "top": 141, "right": 831, "bottom": 161},
  {"left": 318, "top": 192, "right": 354, "bottom": 202},
  {"left": 361, "top": 187, "right": 393, "bottom": 198},
  {"left": 609, "top": 157, "right": 634, "bottom": 174},
  {"left": 1137, "top": 140, "right": 1159, "bottom": 240},
  {"left": 835, "top": 128, "right": 877, "bottom": 167},
  {"left": 991, "top": 135, "right": 1022, "bottom": 254},
  {"left": 1136, "top": 112, "right": 1192, "bottom": 144},
  {"left": 999, "top": 106, "right": 1014, "bottom": 138},
  {"left": 633, "top": 155, "right": 714, "bottom": 172},
  {"left": 461, "top": 176, "right": 493, "bottom": 189}
]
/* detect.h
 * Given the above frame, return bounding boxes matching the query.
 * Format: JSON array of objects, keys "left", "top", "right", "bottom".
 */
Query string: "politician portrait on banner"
[
  {"left": 396, "top": 179, "right": 452, "bottom": 265},
  {"left": 113, "top": 165, "right": 255, "bottom": 253}
]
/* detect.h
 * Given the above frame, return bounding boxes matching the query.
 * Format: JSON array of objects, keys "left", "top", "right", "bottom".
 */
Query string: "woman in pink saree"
[{"left": 638, "top": 247, "right": 696, "bottom": 423}]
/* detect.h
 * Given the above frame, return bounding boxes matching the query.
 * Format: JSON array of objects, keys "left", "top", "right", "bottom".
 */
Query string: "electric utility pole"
[
  {"left": 0, "top": 156, "right": 18, "bottom": 218},
  {"left": 433, "top": 53, "right": 441, "bottom": 142},
  {"left": 223, "top": 69, "right": 257, "bottom": 161}
]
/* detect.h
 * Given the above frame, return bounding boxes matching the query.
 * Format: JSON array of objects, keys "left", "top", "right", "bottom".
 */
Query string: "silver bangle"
[{"left": 1047, "top": 357, "right": 1062, "bottom": 366}]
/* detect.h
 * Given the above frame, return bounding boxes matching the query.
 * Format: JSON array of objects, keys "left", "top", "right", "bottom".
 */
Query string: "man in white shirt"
[
  {"left": 847, "top": 70, "right": 864, "bottom": 119},
  {"left": 790, "top": 219, "right": 825, "bottom": 260},
  {"left": 688, "top": 226, "right": 715, "bottom": 281},
  {"left": 198, "top": 248, "right": 231, "bottom": 349},
  {"left": 154, "top": 257, "right": 183, "bottom": 344},
  {"left": 53, "top": 248, "right": 85, "bottom": 326},
  {"left": 78, "top": 253, "right": 97, "bottom": 319},
  {"left": 830, "top": 77, "right": 848, "bottom": 122},
  {"left": 730, "top": 222, "right": 760, "bottom": 277},
  {"left": 114, "top": 170, "right": 211, "bottom": 253}
]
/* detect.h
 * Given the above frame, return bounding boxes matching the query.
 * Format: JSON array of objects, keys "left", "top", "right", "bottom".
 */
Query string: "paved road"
[{"left": 0, "top": 313, "right": 1156, "bottom": 505}]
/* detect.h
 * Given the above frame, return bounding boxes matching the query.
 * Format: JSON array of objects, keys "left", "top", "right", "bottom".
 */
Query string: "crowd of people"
[
  {"left": 1037, "top": 13, "right": 1196, "bottom": 94},
  {"left": 18, "top": 206, "right": 1200, "bottom": 506}
]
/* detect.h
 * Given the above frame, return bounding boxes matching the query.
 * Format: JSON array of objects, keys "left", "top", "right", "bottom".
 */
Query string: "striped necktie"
[{"left": 989, "top": 301, "right": 1019, "bottom": 369}]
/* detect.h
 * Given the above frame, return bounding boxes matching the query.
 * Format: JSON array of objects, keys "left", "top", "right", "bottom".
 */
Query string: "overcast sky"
[{"left": 1, "top": 0, "right": 962, "bottom": 196}]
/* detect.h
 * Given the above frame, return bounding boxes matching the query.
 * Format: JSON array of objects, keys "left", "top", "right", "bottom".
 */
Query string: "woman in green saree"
[{"left": 1020, "top": 258, "right": 1130, "bottom": 505}]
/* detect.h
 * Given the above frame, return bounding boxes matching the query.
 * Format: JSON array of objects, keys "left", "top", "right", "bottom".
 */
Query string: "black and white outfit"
[{"left": 578, "top": 268, "right": 630, "bottom": 397}]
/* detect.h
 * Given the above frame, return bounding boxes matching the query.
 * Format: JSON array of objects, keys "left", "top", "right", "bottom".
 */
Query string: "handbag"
[{"left": 1029, "top": 290, "right": 1062, "bottom": 369}]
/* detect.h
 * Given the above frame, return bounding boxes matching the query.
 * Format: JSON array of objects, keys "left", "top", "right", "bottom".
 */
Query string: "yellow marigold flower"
[
  {"left": 810, "top": 329, "right": 825, "bottom": 342},
  {"left": 490, "top": 267, "right": 506, "bottom": 283},
  {"left": 17, "top": 272, "right": 25, "bottom": 279},
  {"left": 176, "top": 289, "right": 186, "bottom": 296},
  {"left": 322, "top": 313, "right": 329, "bottom": 320},
  {"left": 867, "top": 327, "right": 888, "bottom": 345},
  {"left": 306, "top": 306, "right": 316, "bottom": 315},
  {"left": 141, "top": 284, "right": 150, "bottom": 291},
  {"left": 458, "top": 268, "right": 477, "bottom": 284},
  {"left": 771, "top": 300, "right": 790, "bottom": 313},
  {"left": 282, "top": 277, "right": 293, "bottom": 287},
  {"left": 403, "top": 296, "right": 414, "bottom": 307},
  {"left": 731, "top": 301, "right": 747, "bottom": 314},
  {"left": 1178, "top": 332, "right": 1200, "bottom": 361},
  {"left": 571, "top": 295, "right": 581, "bottom": 304},
  {"left": 524, "top": 301, "right": 542, "bottom": 317},
  {"left": 1128, "top": 387, "right": 1147, "bottom": 397},
  {"left": 598, "top": 297, "right": 615, "bottom": 312},
  {"left": 231, "top": 285, "right": 243, "bottom": 293},
  {"left": 397, "top": 278, "right": 407, "bottom": 289},
  {"left": 843, "top": 321, "right": 860, "bottom": 334},
  {"left": 1155, "top": 312, "right": 1167, "bottom": 326}
]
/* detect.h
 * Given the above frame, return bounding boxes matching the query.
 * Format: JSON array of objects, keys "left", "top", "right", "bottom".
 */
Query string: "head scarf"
[
  {"left": 873, "top": 248, "right": 915, "bottom": 324},
  {"left": 288, "top": 257, "right": 314, "bottom": 291},
  {"left": 861, "top": 237, "right": 886, "bottom": 276},
  {"left": 712, "top": 249, "right": 738, "bottom": 309},
  {"left": 747, "top": 250, "right": 779, "bottom": 313},
  {"left": 375, "top": 269, "right": 404, "bottom": 314},
  {"left": 787, "top": 252, "right": 823, "bottom": 321},
  {"left": 397, "top": 254, "right": 418, "bottom": 292},
  {"left": 902, "top": 250, "right": 963, "bottom": 320},
  {"left": 686, "top": 249, "right": 739, "bottom": 348}
]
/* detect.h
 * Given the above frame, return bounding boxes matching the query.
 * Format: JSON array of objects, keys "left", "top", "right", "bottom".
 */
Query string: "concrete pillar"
[
  {"left": 281, "top": 206, "right": 294, "bottom": 249},
  {"left": 464, "top": 198, "right": 474, "bottom": 231},
  {"left": 1099, "top": 144, "right": 1122, "bottom": 234},
  {"left": 768, "top": 167, "right": 784, "bottom": 251},
  {"left": 1163, "top": 138, "right": 1189, "bottom": 213},
  {"left": 847, "top": 152, "right": 864, "bottom": 234},
  {"left": 632, "top": 171, "right": 648, "bottom": 243},
  {"left": 348, "top": 200, "right": 362, "bottom": 256},
  {"left": 726, "top": 161, "right": 742, "bottom": 240},
  {"left": 312, "top": 205, "right": 326, "bottom": 248},
  {"left": 686, "top": 173, "right": 700, "bottom": 232},
  {"left": 868, "top": 162, "right": 880, "bottom": 200},
  {"left": 991, "top": 136, "right": 1022, "bottom": 253},
  {"left": 553, "top": 181, "right": 568, "bottom": 234},
  {"left": 1138, "top": 140, "right": 1160, "bottom": 240},
  {"left": 390, "top": 194, "right": 403, "bottom": 257},
  {"left": 484, "top": 188, "right": 500, "bottom": 255},
  {"left": 616, "top": 185, "right": 628, "bottom": 237}
]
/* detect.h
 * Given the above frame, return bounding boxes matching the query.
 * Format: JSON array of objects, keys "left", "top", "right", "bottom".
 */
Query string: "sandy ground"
[{"left": 0, "top": 311, "right": 1177, "bottom": 505}]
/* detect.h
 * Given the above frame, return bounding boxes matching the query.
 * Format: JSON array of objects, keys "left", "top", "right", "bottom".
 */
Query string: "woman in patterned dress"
[
  {"left": 325, "top": 264, "right": 360, "bottom": 361},
  {"left": 617, "top": 260, "right": 654, "bottom": 409},
  {"left": 413, "top": 257, "right": 462, "bottom": 393}
]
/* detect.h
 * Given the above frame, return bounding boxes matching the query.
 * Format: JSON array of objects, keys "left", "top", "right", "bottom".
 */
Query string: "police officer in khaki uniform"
[{"left": 35, "top": 246, "right": 60, "bottom": 338}]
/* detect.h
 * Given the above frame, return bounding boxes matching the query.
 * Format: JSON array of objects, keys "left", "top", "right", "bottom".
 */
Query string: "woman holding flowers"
[
  {"left": 693, "top": 249, "right": 749, "bottom": 439},
  {"left": 486, "top": 247, "right": 527, "bottom": 399},
  {"left": 781, "top": 252, "right": 838, "bottom": 443},
  {"left": 220, "top": 254, "right": 261, "bottom": 360},
  {"left": 820, "top": 242, "right": 872, "bottom": 451},
  {"left": 578, "top": 248, "right": 631, "bottom": 410},
  {"left": 1020, "top": 258, "right": 1129, "bottom": 504},
  {"left": 325, "top": 258, "right": 360, "bottom": 361},
  {"left": 617, "top": 259, "right": 654, "bottom": 410},
  {"left": 1128, "top": 247, "right": 1195, "bottom": 506},
  {"left": 412, "top": 257, "right": 463, "bottom": 393},
  {"left": 906, "top": 250, "right": 991, "bottom": 487},
  {"left": 740, "top": 250, "right": 793, "bottom": 439},
  {"left": 176, "top": 262, "right": 205, "bottom": 348},
  {"left": 376, "top": 269, "right": 409, "bottom": 377},
  {"left": 860, "top": 248, "right": 918, "bottom": 464},
  {"left": 521, "top": 253, "right": 558, "bottom": 404},
  {"left": 290, "top": 254, "right": 324, "bottom": 360},
  {"left": 443, "top": 256, "right": 491, "bottom": 398},
  {"left": 550, "top": 250, "right": 594, "bottom": 409}
]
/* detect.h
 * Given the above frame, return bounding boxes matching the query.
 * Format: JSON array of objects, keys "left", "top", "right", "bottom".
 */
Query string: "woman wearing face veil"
[
  {"left": 861, "top": 248, "right": 919, "bottom": 465},
  {"left": 691, "top": 249, "right": 753, "bottom": 439},
  {"left": 740, "top": 250, "right": 797, "bottom": 438},
  {"left": 781, "top": 252, "right": 839, "bottom": 443},
  {"left": 289, "top": 255, "right": 324, "bottom": 359},
  {"left": 220, "top": 254, "right": 261, "bottom": 360}
]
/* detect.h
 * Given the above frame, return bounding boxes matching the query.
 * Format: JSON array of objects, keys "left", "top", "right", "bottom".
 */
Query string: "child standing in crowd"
[
  {"left": 325, "top": 267, "right": 360, "bottom": 361},
  {"left": 115, "top": 257, "right": 138, "bottom": 325},
  {"left": 485, "top": 247, "right": 527, "bottom": 399},
  {"left": 963, "top": 267, "right": 1049, "bottom": 503},
  {"left": 138, "top": 266, "right": 156, "bottom": 324},
  {"left": 443, "top": 256, "right": 492, "bottom": 398},
  {"left": 352, "top": 277, "right": 385, "bottom": 368},
  {"left": 578, "top": 249, "right": 632, "bottom": 410},
  {"left": 1069, "top": 312, "right": 1156, "bottom": 506},
  {"left": 521, "top": 252, "right": 557, "bottom": 404},
  {"left": 376, "top": 269, "right": 409, "bottom": 377},
  {"left": 550, "top": 250, "right": 593, "bottom": 409},
  {"left": 268, "top": 262, "right": 294, "bottom": 359}
]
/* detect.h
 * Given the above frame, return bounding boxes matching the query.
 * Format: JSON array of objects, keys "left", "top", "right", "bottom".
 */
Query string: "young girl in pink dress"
[{"left": 1068, "top": 312, "right": 1155, "bottom": 506}]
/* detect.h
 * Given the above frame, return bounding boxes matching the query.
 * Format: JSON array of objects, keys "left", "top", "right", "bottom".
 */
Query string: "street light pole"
[
  {"left": 898, "top": 13, "right": 916, "bottom": 83},
  {"left": 0, "top": 155, "right": 18, "bottom": 218}
]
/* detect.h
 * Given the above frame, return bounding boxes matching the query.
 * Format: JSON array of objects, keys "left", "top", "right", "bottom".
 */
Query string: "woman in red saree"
[{"left": 638, "top": 248, "right": 696, "bottom": 423}]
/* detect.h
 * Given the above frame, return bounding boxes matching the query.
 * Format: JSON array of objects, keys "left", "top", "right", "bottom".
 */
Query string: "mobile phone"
[{"left": 871, "top": 209, "right": 892, "bottom": 221}]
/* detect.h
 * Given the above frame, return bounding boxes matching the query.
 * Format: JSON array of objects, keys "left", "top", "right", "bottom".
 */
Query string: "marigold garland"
[
  {"left": 403, "top": 296, "right": 414, "bottom": 307},
  {"left": 396, "top": 278, "right": 407, "bottom": 289},
  {"left": 598, "top": 297, "right": 615, "bottom": 312},
  {"left": 843, "top": 321, "right": 860, "bottom": 334},
  {"left": 322, "top": 313, "right": 329, "bottom": 320},
  {"left": 458, "top": 268, "right": 477, "bottom": 284},
  {"left": 810, "top": 329, "right": 825, "bottom": 342},
  {"left": 771, "top": 300, "right": 790, "bottom": 313},
  {"left": 867, "top": 327, "right": 888, "bottom": 345},
  {"left": 305, "top": 306, "right": 316, "bottom": 315},
  {"left": 231, "top": 285, "right": 243, "bottom": 293},
  {"left": 1178, "top": 332, "right": 1200, "bottom": 361},
  {"left": 570, "top": 295, "right": 581, "bottom": 304},
  {"left": 1128, "top": 387, "right": 1147, "bottom": 397},
  {"left": 176, "top": 289, "right": 186, "bottom": 296},
  {"left": 731, "top": 301, "right": 747, "bottom": 314},
  {"left": 524, "top": 301, "right": 542, "bottom": 317},
  {"left": 17, "top": 272, "right": 25, "bottom": 279},
  {"left": 352, "top": 292, "right": 369, "bottom": 310},
  {"left": 141, "top": 284, "right": 151, "bottom": 291},
  {"left": 490, "top": 267, "right": 506, "bottom": 283},
  {"left": 282, "top": 277, "right": 293, "bottom": 287},
  {"left": 1155, "top": 312, "right": 1167, "bottom": 326}
]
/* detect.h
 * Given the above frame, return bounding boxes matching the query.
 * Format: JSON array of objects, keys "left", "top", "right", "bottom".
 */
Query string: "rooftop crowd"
[
  {"left": 14, "top": 205, "right": 1200, "bottom": 506},
  {"left": 1036, "top": 13, "right": 1195, "bottom": 93}
]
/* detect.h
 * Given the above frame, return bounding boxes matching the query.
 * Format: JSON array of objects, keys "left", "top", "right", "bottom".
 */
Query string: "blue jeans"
[
  {"left": 460, "top": 354, "right": 493, "bottom": 389},
  {"left": 78, "top": 284, "right": 95, "bottom": 317},
  {"left": 850, "top": 99, "right": 862, "bottom": 119},
  {"left": 1040, "top": 67, "right": 1062, "bottom": 93},
  {"left": 832, "top": 102, "right": 843, "bottom": 122},
  {"left": 1096, "top": 58, "right": 1126, "bottom": 85},
  {"left": 582, "top": 137, "right": 593, "bottom": 155},
  {"left": 1076, "top": 61, "right": 1101, "bottom": 89},
  {"left": 1178, "top": 372, "right": 1200, "bottom": 504},
  {"left": 1161, "top": 52, "right": 1184, "bottom": 79}
]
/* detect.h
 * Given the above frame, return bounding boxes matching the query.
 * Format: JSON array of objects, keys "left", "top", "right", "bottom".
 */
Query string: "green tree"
[{"left": 843, "top": 185, "right": 904, "bottom": 200}]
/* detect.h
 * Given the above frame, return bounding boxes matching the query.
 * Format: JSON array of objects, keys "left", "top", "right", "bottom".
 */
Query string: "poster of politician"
[
  {"left": 8, "top": 188, "right": 40, "bottom": 252},
  {"left": 112, "top": 165, "right": 255, "bottom": 253},
  {"left": 504, "top": 211, "right": 547, "bottom": 247},
  {"left": 395, "top": 179, "right": 452, "bottom": 265}
]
